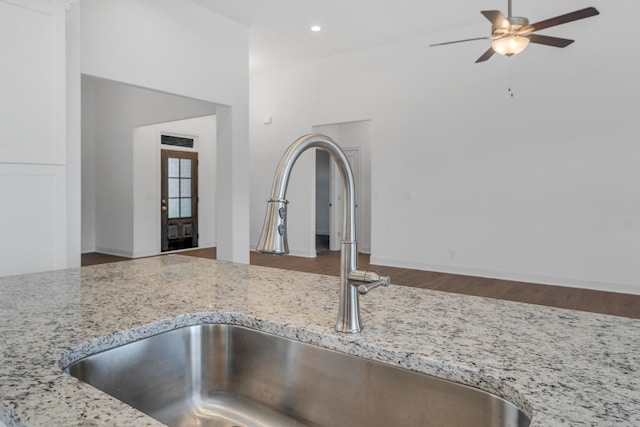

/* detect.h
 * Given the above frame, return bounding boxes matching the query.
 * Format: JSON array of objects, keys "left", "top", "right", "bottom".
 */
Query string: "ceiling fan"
[{"left": 430, "top": 0, "right": 599, "bottom": 63}]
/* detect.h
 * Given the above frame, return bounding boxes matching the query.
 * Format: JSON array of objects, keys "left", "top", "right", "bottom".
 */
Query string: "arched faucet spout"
[{"left": 256, "top": 133, "right": 390, "bottom": 333}]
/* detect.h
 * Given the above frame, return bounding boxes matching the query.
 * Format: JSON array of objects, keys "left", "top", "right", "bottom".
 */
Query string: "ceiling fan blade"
[
  {"left": 481, "top": 10, "right": 509, "bottom": 28},
  {"left": 475, "top": 47, "right": 495, "bottom": 63},
  {"left": 522, "top": 7, "right": 599, "bottom": 33},
  {"left": 527, "top": 34, "right": 574, "bottom": 48},
  {"left": 430, "top": 36, "right": 491, "bottom": 47}
]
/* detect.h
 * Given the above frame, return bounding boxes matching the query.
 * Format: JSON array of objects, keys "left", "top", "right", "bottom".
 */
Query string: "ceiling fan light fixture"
[{"left": 491, "top": 35, "right": 530, "bottom": 56}]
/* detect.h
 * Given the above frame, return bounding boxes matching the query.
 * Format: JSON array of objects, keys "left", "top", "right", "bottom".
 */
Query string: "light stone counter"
[{"left": 0, "top": 255, "right": 638, "bottom": 426}]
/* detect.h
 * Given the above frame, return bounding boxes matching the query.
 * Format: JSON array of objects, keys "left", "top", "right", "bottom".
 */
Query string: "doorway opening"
[
  {"left": 315, "top": 150, "right": 331, "bottom": 253},
  {"left": 312, "top": 120, "right": 372, "bottom": 254},
  {"left": 81, "top": 76, "right": 220, "bottom": 259},
  {"left": 161, "top": 149, "right": 199, "bottom": 251}
]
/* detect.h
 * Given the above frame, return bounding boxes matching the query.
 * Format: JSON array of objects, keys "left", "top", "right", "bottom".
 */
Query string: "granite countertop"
[{"left": 0, "top": 255, "right": 638, "bottom": 426}]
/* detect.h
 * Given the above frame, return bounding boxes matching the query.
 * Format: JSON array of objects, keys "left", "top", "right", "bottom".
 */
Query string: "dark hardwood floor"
[
  {"left": 81, "top": 248, "right": 640, "bottom": 319},
  {"left": 81, "top": 252, "right": 130, "bottom": 265}
]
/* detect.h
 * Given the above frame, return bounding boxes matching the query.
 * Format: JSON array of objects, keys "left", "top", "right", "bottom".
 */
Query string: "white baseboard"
[
  {"left": 95, "top": 247, "right": 133, "bottom": 258},
  {"left": 250, "top": 247, "right": 317, "bottom": 258},
  {"left": 370, "top": 256, "right": 640, "bottom": 296},
  {"left": 132, "top": 249, "right": 159, "bottom": 258},
  {"left": 250, "top": 240, "right": 317, "bottom": 258},
  {"left": 134, "top": 243, "right": 217, "bottom": 259},
  {"left": 287, "top": 248, "right": 317, "bottom": 258}
]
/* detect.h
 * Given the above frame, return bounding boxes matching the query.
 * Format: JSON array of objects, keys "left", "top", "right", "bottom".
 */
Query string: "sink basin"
[{"left": 64, "top": 324, "right": 530, "bottom": 427}]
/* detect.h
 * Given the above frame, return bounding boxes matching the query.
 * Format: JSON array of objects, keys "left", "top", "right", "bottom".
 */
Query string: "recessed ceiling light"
[{"left": 310, "top": 25, "right": 322, "bottom": 32}]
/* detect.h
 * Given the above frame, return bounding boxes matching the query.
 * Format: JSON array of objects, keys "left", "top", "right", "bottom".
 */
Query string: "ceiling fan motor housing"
[{"left": 492, "top": 16, "right": 529, "bottom": 36}]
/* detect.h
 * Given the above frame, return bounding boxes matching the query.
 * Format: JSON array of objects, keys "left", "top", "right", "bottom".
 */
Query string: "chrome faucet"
[{"left": 256, "top": 133, "right": 390, "bottom": 333}]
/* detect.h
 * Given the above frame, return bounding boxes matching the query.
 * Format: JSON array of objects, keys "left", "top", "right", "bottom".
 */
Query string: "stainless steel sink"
[{"left": 64, "top": 324, "right": 530, "bottom": 427}]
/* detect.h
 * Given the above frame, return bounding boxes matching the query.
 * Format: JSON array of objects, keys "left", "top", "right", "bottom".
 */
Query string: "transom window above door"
[{"left": 161, "top": 134, "right": 194, "bottom": 148}]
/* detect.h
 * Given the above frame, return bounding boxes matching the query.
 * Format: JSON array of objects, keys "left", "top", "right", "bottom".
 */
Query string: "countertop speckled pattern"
[{"left": 0, "top": 255, "right": 638, "bottom": 426}]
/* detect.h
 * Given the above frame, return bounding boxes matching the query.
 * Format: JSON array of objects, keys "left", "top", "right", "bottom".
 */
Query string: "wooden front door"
[{"left": 161, "top": 150, "right": 198, "bottom": 252}]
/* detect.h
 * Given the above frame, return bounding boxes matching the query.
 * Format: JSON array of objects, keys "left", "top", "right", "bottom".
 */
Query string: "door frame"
[
  {"left": 329, "top": 146, "right": 361, "bottom": 251},
  {"left": 160, "top": 148, "right": 199, "bottom": 252}
]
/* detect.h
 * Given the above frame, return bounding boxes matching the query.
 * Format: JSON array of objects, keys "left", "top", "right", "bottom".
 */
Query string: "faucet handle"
[
  {"left": 347, "top": 269, "right": 391, "bottom": 295},
  {"left": 357, "top": 276, "right": 390, "bottom": 294}
]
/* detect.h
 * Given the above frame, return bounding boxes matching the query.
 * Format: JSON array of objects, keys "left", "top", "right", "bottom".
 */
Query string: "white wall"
[
  {"left": 81, "top": 75, "right": 96, "bottom": 253},
  {"left": 81, "top": 0, "right": 250, "bottom": 263},
  {"left": 133, "top": 116, "right": 217, "bottom": 257},
  {"left": 0, "top": 0, "right": 77, "bottom": 277},
  {"left": 82, "top": 77, "right": 217, "bottom": 256},
  {"left": 66, "top": 0, "right": 81, "bottom": 269},
  {"left": 250, "top": 1, "right": 640, "bottom": 295}
]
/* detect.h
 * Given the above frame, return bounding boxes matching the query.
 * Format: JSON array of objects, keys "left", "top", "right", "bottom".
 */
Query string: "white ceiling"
[{"left": 189, "top": 0, "right": 603, "bottom": 72}]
